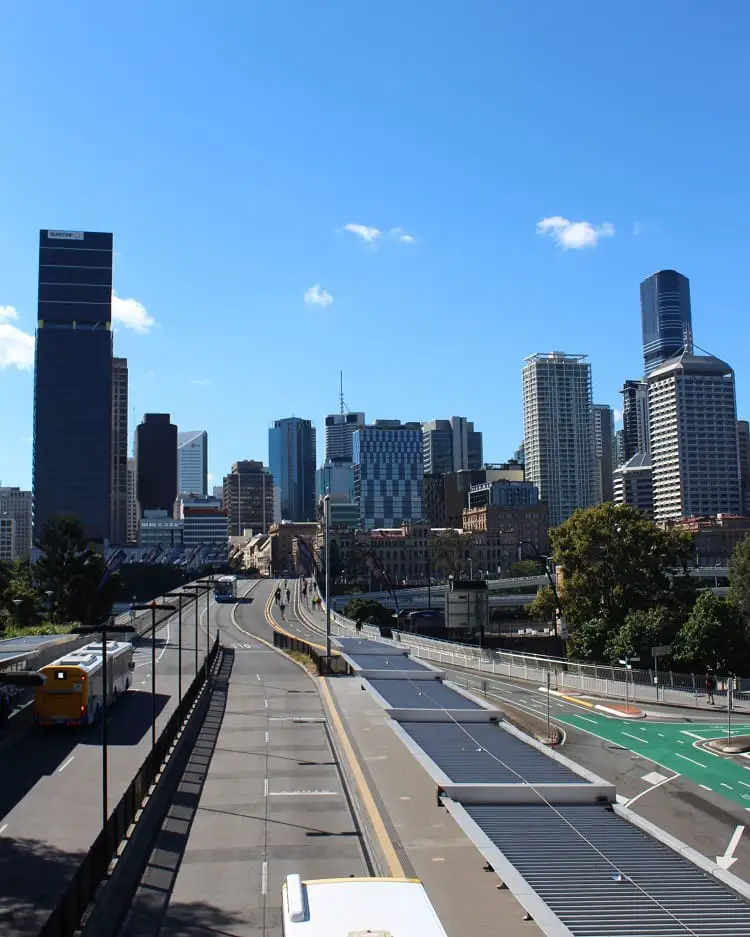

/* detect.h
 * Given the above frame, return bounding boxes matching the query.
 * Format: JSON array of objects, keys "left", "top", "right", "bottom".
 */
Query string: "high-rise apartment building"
[
  {"left": 0, "top": 487, "right": 33, "bottom": 558},
  {"left": 738, "top": 421, "right": 750, "bottom": 516},
  {"left": 269, "top": 418, "right": 317, "bottom": 522},
  {"left": 648, "top": 351, "right": 741, "bottom": 523},
  {"left": 621, "top": 380, "right": 650, "bottom": 461},
  {"left": 522, "top": 352, "right": 597, "bottom": 528},
  {"left": 422, "top": 417, "right": 483, "bottom": 475},
  {"left": 324, "top": 412, "right": 365, "bottom": 462},
  {"left": 110, "top": 357, "right": 128, "bottom": 544},
  {"left": 126, "top": 457, "right": 138, "bottom": 543},
  {"left": 223, "top": 461, "right": 274, "bottom": 536},
  {"left": 593, "top": 404, "right": 615, "bottom": 504},
  {"left": 178, "top": 430, "right": 208, "bottom": 497},
  {"left": 613, "top": 453, "right": 654, "bottom": 518},
  {"left": 0, "top": 516, "right": 13, "bottom": 562},
  {"left": 135, "top": 414, "right": 178, "bottom": 517},
  {"left": 614, "top": 429, "right": 626, "bottom": 468},
  {"left": 353, "top": 421, "right": 424, "bottom": 530},
  {"left": 33, "top": 229, "right": 114, "bottom": 541},
  {"left": 641, "top": 269, "right": 692, "bottom": 376}
]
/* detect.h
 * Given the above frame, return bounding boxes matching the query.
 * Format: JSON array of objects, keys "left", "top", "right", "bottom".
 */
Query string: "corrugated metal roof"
[
  {"left": 367, "top": 679, "right": 480, "bottom": 710},
  {"left": 465, "top": 804, "right": 750, "bottom": 936},
  {"left": 346, "top": 654, "right": 430, "bottom": 672},
  {"left": 400, "top": 722, "right": 581, "bottom": 785},
  {"left": 337, "top": 637, "right": 402, "bottom": 654}
]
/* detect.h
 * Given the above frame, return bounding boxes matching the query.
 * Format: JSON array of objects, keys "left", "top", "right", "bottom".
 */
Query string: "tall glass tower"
[
  {"left": 33, "top": 229, "right": 113, "bottom": 542},
  {"left": 640, "top": 269, "right": 692, "bottom": 375},
  {"left": 269, "top": 417, "right": 317, "bottom": 521}
]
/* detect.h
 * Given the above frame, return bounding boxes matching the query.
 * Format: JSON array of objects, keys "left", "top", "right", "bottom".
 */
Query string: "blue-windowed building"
[
  {"left": 269, "top": 417, "right": 317, "bottom": 522},
  {"left": 641, "top": 269, "right": 692, "bottom": 376},
  {"left": 353, "top": 421, "right": 424, "bottom": 530},
  {"left": 33, "top": 229, "right": 114, "bottom": 542}
]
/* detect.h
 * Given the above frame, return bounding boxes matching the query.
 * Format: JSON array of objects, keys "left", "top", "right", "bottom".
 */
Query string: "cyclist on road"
[
  {"left": 279, "top": 602, "right": 286, "bottom": 619},
  {"left": 274, "top": 587, "right": 281, "bottom": 604},
  {"left": 286, "top": 588, "right": 291, "bottom": 603}
]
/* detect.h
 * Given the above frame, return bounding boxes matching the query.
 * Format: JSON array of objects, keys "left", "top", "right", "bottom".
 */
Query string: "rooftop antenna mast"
[
  {"left": 339, "top": 370, "right": 349, "bottom": 415},
  {"left": 683, "top": 323, "right": 694, "bottom": 355}
]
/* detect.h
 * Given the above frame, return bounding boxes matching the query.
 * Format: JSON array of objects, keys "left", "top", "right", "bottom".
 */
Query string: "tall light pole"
[
  {"left": 73, "top": 621, "right": 135, "bottom": 833},
  {"left": 324, "top": 494, "right": 331, "bottom": 659},
  {"left": 518, "top": 539, "right": 564, "bottom": 636},
  {"left": 165, "top": 591, "right": 194, "bottom": 702},
  {"left": 183, "top": 582, "right": 213, "bottom": 663},
  {"left": 130, "top": 601, "right": 176, "bottom": 748}
]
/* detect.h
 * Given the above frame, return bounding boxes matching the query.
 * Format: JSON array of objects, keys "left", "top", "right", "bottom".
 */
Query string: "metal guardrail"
[
  {"left": 38, "top": 633, "right": 221, "bottom": 937},
  {"left": 323, "top": 604, "right": 750, "bottom": 711}
]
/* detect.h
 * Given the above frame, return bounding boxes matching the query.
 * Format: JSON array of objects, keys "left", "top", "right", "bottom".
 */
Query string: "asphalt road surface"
[
  {"left": 0, "top": 590, "right": 222, "bottom": 937},
  {"left": 117, "top": 578, "right": 369, "bottom": 937}
]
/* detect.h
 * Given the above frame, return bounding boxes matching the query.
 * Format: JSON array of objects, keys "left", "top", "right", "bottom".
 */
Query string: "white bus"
[{"left": 281, "top": 874, "right": 449, "bottom": 936}]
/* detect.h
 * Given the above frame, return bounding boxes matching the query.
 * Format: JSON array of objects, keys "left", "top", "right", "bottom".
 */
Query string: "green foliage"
[
  {"left": 605, "top": 606, "right": 680, "bottom": 666},
  {"left": 551, "top": 503, "right": 695, "bottom": 630},
  {"left": 728, "top": 535, "right": 750, "bottom": 621},
  {"left": 526, "top": 586, "right": 557, "bottom": 622},
  {"left": 3, "top": 623, "right": 71, "bottom": 638},
  {"left": 507, "top": 559, "right": 543, "bottom": 578},
  {"left": 343, "top": 597, "right": 394, "bottom": 625},
  {"left": 429, "top": 530, "right": 469, "bottom": 578},
  {"left": 672, "top": 592, "right": 750, "bottom": 675},
  {"left": 566, "top": 618, "right": 611, "bottom": 662}
]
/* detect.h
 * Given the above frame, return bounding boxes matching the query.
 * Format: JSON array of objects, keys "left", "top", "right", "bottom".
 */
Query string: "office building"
[
  {"left": 126, "top": 458, "right": 138, "bottom": 544},
  {"left": 422, "top": 417, "right": 483, "bottom": 475},
  {"left": 648, "top": 350, "right": 741, "bottom": 523},
  {"left": 614, "top": 429, "right": 626, "bottom": 468},
  {"left": 593, "top": 404, "right": 615, "bottom": 504},
  {"left": 738, "top": 421, "right": 750, "bottom": 516},
  {"left": 0, "top": 487, "right": 32, "bottom": 559},
  {"left": 522, "top": 352, "right": 597, "bottom": 527},
  {"left": 178, "top": 430, "right": 208, "bottom": 497},
  {"left": 613, "top": 453, "right": 654, "bottom": 518},
  {"left": 138, "top": 510, "right": 183, "bottom": 548},
  {"left": 135, "top": 413, "right": 178, "bottom": 517},
  {"left": 177, "top": 495, "right": 228, "bottom": 549},
  {"left": 353, "top": 421, "right": 424, "bottom": 530},
  {"left": 223, "top": 461, "right": 274, "bottom": 536},
  {"left": 212, "top": 485, "right": 224, "bottom": 503},
  {"left": 621, "top": 380, "right": 650, "bottom": 460},
  {"left": 641, "top": 269, "right": 692, "bottom": 376},
  {"left": 33, "top": 229, "right": 113, "bottom": 541},
  {"left": 269, "top": 417, "right": 317, "bottom": 522},
  {"left": 110, "top": 357, "right": 128, "bottom": 544},
  {"left": 0, "top": 516, "right": 13, "bottom": 562},
  {"left": 467, "top": 479, "right": 540, "bottom": 509},
  {"left": 324, "top": 412, "right": 365, "bottom": 462},
  {"left": 317, "top": 460, "right": 355, "bottom": 502}
]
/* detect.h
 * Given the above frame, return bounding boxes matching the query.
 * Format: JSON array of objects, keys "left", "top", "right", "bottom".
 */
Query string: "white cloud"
[
  {"left": 0, "top": 306, "right": 34, "bottom": 370},
  {"left": 389, "top": 227, "right": 415, "bottom": 244},
  {"left": 536, "top": 216, "right": 615, "bottom": 250},
  {"left": 304, "top": 284, "right": 334, "bottom": 309},
  {"left": 190, "top": 378, "right": 211, "bottom": 387},
  {"left": 342, "top": 223, "right": 381, "bottom": 243},
  {"left": 112, "top": 291, "right": 156, "bottom": 333},
  {"left": 614, "top": 408, "right": 623, "bottom": 424}
]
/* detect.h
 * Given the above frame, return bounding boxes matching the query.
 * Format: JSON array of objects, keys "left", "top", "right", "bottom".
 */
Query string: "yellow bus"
[
  {"left": 281, "top": 875, "right": 449, "bottom": 936},
  {"left": 34, "top": 640, "right": 135, "bottom": 726}
]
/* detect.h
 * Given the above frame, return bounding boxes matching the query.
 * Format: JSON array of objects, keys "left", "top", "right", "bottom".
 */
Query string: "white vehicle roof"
[
  {"left": 281, "top": 875, "right": 448, "bottom": 936},
  {"left": 43, "top": 640, "right": 133, "bottom": 675}
]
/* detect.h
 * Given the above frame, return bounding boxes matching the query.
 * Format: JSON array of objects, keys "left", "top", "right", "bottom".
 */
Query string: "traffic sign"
[{"left": 651, "top": 645, "right": 672, "bottom": 657}]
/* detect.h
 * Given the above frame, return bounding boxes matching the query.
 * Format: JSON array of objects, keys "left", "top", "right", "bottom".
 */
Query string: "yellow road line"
[
  {"left": 317, "top": 677, "right": 404, "bottom": 878},
  {"left": 558, "top": 692, "right": 595, "bottom": 709}
]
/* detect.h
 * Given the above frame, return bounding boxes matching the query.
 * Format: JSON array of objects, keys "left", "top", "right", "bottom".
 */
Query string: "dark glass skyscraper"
[
  {"left": 640, "top": 269, "right": 692, "bottom": 375},
  {"left": 33, "top": 229, "right": 114, "bottom": 542},
  {"left": 135, "top": 414, "right": 178, "bottom": 516},
  {"left": 269, "top": 417, "right": 317, "bottom": 521}
]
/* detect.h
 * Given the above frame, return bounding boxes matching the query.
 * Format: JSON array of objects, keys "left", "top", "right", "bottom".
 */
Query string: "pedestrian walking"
[
  {"left": 279, "top": 602, "right": 286, "bottom": 620},
  {"left": 706, "top": 668, "right": 717, "bottom": 705}
]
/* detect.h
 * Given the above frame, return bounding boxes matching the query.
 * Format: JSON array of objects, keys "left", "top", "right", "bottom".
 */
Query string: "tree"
[
  {"left": 526, "top": 586, "right": 557, "bottom": 622},
  {"left": 429, "top": 530, "right": 471, "bottom": 578},
  {"left": 605, "top": 606, "right": 679, "bottom": 667},
  {"left": 343, "top": 598, "right": 394, "bottom": 626},
  {"left": 3, "top": 560, "right": 38, "bottom": 630},
  {"left": 507, "top": 559, "right": 543, "bottom": 578},
  {"left": 551, "top": 503, "right": 695, "bottom": 632},
  {"left": 672, "top": 592, "right": 750, "bottom": 675},
  {"left": 728, "top": 535, "right": 750, "bottom": 621},
  {"left": 35, "top": 515, "right": 116, "bottom": 626},
  {"left": 566, "top": 618, "right": 611, "bottom": 662}
]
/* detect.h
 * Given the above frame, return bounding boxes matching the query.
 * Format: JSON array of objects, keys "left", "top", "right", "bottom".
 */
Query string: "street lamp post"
[
  {"left": 45, "top": 590, "right": 55, "bottom": 622},
  {"left": 518, "top": 539, "right": 564, "bottom": 635},
  {"left": 73, "top": 621, "right": 135, "bottom": 833},
  {"left": 130, "top": 602, "right": 176, "bottom": 748},
  {"left": 182, "top": 582, "right": 213, "bottom": 667},
  {"left": 324, "top": 495, "right": 331, "bottom": 659},
  {"left": 165, "top": 591, "right": 195, "bottom": 703}
]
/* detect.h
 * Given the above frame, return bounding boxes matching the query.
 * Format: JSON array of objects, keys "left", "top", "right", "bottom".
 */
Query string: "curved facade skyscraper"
[{"left": 640, "top": 269, "right": 692, "bottom": 375}]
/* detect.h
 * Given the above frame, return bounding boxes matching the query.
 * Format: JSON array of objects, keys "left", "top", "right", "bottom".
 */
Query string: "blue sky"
[{"left": 2, "top": 2, "right": 749, "bottom": 490}]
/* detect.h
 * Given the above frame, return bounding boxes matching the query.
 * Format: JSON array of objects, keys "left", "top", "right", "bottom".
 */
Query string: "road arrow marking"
[{"left": 717, "top": 825, "right": 744, "bottom": 869}]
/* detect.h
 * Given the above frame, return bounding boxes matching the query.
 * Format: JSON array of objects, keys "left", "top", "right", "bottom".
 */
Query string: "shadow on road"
[
  {"left": 116, "top": 649, "right": 236, "bottom": 937},
  {"left": 0, "top": 835, "right": 83, "bottom": 937},
  {"left": 0, "top": 730, "right": 79, "bottom": 822},
  {"left": 77, "top": 692, "right": 171, "bottom": 747}
]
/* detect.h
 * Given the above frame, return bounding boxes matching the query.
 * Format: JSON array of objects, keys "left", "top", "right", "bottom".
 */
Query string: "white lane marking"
[
  {"left": 265, "top": 730, "right": 269, "bottom": 744},
  {"left": 622, "top": 731, "right": 648, "bottom": 743},
  {"left": 577, "top": 715, "right": 598, "bottom": 725},
  {"left": 721, "top": 783, "right": 734, "bottom": 790},
  {"left": 657, "top": 732, "right": 665, "bottom": 738},
  {"left": 717, "top": 825, "right": 745, "bottom": 869},
  {"left": 0, "top": 823, "right": 7, "bottom": 835},
  {"left": 625, "top": 772, "right": 678, "bottom": 807},
  {"left": 739, "top": 781, "right": 750, "bottom": 789},
  {"left": 58, "top": 757, "right": 75, "bottom": 773},
  {"left": 156, "top": 617, "right": 171, "bottom": 663},
  {"left": 675, "top": 752, "right": 706, "bottom": 768},
  {"left": 264, "top": 777, "right": 269, "bottom": 797},
  {"left": 269, "top": 790, "right": 338, "bottom": 796},
  {"left": 680, "top": 730, "right": 706, "bottom": 741},
  {"left": 264, "top": 699, "right": 268, "bottom": 710},
  {"left": 700, "top": 784, "right": 713, "bottom": 791},
  {"left": 261, "top": 860, "right": 268, "bottom": 895},
  {"left": 256, "top": 674, "right": 261, "bottom": 681},
  {"left": 641, "top": 771, "right": 668, "bottom": 785}
]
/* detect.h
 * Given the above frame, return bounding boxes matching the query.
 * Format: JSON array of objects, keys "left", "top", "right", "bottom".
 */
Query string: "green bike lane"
[{"left": 558, "top": 712, "right": 750, "bottom": 811}]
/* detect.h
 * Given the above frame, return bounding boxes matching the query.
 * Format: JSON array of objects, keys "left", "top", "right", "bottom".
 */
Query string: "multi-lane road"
[{"left": 0, "top": 591, "right": 220, "bottom": 936}]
